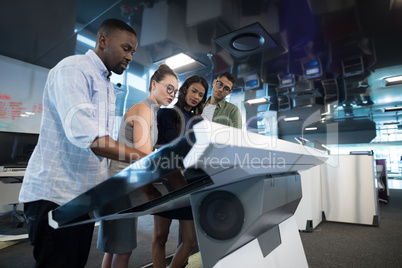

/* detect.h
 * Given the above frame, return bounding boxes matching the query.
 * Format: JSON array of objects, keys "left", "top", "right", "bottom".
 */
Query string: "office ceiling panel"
[
  {"left": 0, "top": 0, "right": 77, "bottom": 68},
  {"left": 1, "top": 0, "right": 402, "bottom": 140}
]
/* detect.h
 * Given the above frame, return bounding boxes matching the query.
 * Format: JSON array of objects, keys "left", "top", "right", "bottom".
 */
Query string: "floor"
[{"left": 1, "top": 178, "right": 401, "bottom": 266}]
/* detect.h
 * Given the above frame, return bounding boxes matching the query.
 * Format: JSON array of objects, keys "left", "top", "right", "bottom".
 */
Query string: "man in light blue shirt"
[{"left": 19, "top": 18, "right": 145, "bottom": 268}]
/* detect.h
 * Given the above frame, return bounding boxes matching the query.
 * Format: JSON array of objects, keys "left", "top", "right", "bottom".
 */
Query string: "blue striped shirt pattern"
[{"left": 19, "top": 50, "right": 116, "bottom": 205}]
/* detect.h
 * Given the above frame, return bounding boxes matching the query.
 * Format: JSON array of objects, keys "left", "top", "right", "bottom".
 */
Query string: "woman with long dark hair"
[{"left": 153, "top": 75, "right": 208, "bottom": 268}]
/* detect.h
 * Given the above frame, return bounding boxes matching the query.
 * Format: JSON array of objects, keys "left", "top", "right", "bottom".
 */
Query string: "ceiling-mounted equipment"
[
  {"left": 278, "top": 73, "right": 296, "bottom": 88},
  {"left": 342, "top": 56, "right": 364, "bottom": 77},
  {"left": 343, "top": 103, "right": 354, "bottom": 117},
  {"left": 322, "top": 79, "right": 339, "bottom": 104},
  {"left": 343, "top": 75, "right": 369, "bottom": 96},
  {"left": 276, "top": 87, "right": 292, "bottom": 111},
  {"left": 302, "top": 59, "right": 322, "bottom": 79},
  {"left": 277, "top": 96, "right": 291, "bottom": 111},
  {"left": 286, "top": 80, "right": 321, "bottom": 108},
  {"left": 214, "top": 22, "right": 280, "bottom": 58},
  {"left": 243, "top": 73, "right": 261, "bottom": 90},
  {"left": 361, "top": 96, "right": 374, "bottom": 106},
  {"left": 141, "top": 1, "right": 186, "bottom": 47},
  {"left": 232, "top": 33, "right": 264, "bottom": 51},
  {"left": 291, "top": 91, "right": 317, "bottom": 108}
]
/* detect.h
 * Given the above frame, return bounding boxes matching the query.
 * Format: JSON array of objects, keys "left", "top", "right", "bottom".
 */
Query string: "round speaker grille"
[
  {"left": 198, "top": 190, "right": 244, "bottom": 240},
  {"left": 231, "top": 33, "right": 265, "bottom": 51}
]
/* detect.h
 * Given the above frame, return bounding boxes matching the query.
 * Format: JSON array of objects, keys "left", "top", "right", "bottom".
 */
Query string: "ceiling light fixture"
[
  {"left": 384, "top": 106, "right": 402, "bottom": 112},
  {"left": 156, "top": 53, "right": 205, "bottom": 75},
  {"left": 284, "top": 117, "right": 300, "bottom": 122},
  {"left": 165, "top": 53, "right": 195, "bottom": 69},
  {"left": 245, "top": 98, "right": 269, "bottom": 105},
  {"left": 305, "top": 127, "right": 317, "bottom": 131},
  {"left": 350, "top": 151, "right": 373, "bottom": 155},
  {"left": 384, "top": 75, "right": 402, "bottom": 86}
]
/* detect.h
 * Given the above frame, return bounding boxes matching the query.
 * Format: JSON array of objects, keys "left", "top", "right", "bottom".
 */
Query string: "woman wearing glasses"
[
  {"left": 97, "top": 64, "right": 179, "bottom": 268},
  {"left": 152, "top": 75, "right": 208, "bottom": 268}
]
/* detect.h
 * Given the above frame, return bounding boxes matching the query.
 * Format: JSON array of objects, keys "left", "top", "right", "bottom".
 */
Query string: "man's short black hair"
[
  {"left": 97, "top": 18, "right": 137, "bottom": 38},
  {"left": 218, "top": 72, "right": 236, "bottom": 88}
]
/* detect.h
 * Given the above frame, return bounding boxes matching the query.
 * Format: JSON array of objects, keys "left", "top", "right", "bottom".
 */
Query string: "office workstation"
[{"left": 1, "top": 0, "right": 402, "bottom": 267}]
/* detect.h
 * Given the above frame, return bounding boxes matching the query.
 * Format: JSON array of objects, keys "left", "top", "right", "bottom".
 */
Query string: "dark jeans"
[{"left": 24, "top": 200, "right": 94, "bottom": 268}]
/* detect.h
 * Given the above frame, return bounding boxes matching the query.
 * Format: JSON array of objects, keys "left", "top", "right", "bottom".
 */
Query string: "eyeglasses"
[
  {"left": 215, "top": 80, "right": 232, "bottom": 92},
  {"left": 157, "top": 81, "right": 178, "bottom": 95}
]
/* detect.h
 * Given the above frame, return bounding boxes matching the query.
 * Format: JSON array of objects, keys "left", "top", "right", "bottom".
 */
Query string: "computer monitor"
[
  {"left": 302, "top": 60, "right": 322, "bottom": 79},
  {"left": 0, "top": 131, "right": 38, "bottom": 168},
  {"left": 278, "top": 73, "right": 296, "bottom": 87},
  {"left": 244, "top": 73, "right": 261, "bottom": 90}
]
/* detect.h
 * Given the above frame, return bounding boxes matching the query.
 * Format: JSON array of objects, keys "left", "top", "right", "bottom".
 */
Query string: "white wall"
[{"left": 0, "top": 55, "right": 49, "bottom": 134}]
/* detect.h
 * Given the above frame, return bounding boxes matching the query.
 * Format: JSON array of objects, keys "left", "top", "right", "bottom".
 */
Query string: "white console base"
[{"left": 214, "top": 216, "right": 308, "bottom": 268}]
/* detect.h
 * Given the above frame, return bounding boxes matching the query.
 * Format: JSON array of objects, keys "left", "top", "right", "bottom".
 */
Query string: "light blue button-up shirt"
[{"left": 19, "top": 50, "right": 116, "bottom": 205}]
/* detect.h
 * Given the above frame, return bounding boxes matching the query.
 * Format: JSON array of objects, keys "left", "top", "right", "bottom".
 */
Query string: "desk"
[{"left": 48, "top": 121, "right": 328, "bottom": 268}]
